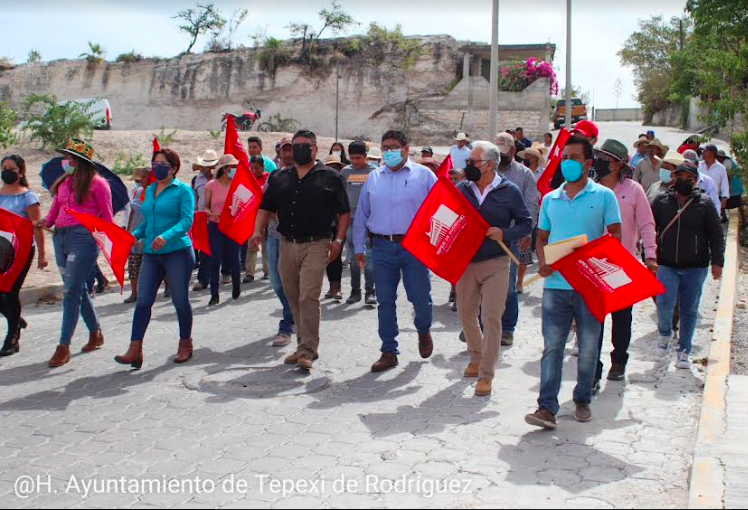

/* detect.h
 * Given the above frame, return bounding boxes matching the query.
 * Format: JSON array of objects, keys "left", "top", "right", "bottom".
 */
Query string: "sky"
[{"left": 1, "top": 0, "right": 688, "bottom": 109}]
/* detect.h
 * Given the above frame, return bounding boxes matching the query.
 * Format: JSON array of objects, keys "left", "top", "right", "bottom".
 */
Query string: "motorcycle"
[{"left": 221, "top": 108, "right": 269, "bottom": 132}]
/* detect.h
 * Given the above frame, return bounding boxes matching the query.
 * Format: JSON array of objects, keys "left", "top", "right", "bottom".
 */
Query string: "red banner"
[
  {"left": 435, "top": 154, "right": 453, "bottom": 179},
  {"left": 0, "top": 209, "right": 34, "bottom": 293},
  {"left": 67, "top": 209, "right": 135, "bottom": 290},
  {"left": 402, "top": 174, "right": 489, "bottom": 285},
  {"left": 218, "top": 116, "right": 264, "bottom": 245},
  {"left": 189, "top": 211, "right": 212, "bottom": 256},
  {"left": 537, "top": 129, "right": 572, "bottom": 198},
  {"left": 551, "top": 234, "right": 665, "bottom": 322},
  {"left": 140, "top": 137, "right": 161, "bottom": 201}
]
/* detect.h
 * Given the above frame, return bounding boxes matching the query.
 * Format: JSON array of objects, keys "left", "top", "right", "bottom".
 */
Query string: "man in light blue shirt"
[
  {"left": 354, "top": 130, "right": 438, "bottom": 373},
  {"left": 525, "top": 135, "right": 622, "bottom": 431}
]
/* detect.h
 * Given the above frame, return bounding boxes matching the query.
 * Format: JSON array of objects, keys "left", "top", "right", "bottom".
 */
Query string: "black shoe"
[
  {"left": 164, "top": 289, "right": 171, "bottom": 299},
  {"left": 501, "top": 332, "right": 514, "bottom": 347},
  {"left": 346, "top": 291, "right": 362, "bottom": 304},
  {"left": 0, "top": 334, "right": 19, "bottom": 357},
  {"left": 262, "top": 274, "right": 269, "bottom": 281},
  {"left": 459, "top": 331, "right": 466, "bottom": 343},
  {"left": 232, "top": 285, "right": 241, "bottom": 300},
  {"left": 449, "top": 289, "right": 456, "bottom": 303},
  {"left": 592, "top": 379, "right": 602, "bottom": 395},
  {"left": 365, "top": 292, "right": 377, "bottom": 306},
  {"left": 243, "top": 275, "right": 255, "bottom": 284},
  {"left": 607, "top": 364, "right": 626, "bottom": 381},
  {"left": 208, "top": 296, "right": 220, "bottom": 307}
]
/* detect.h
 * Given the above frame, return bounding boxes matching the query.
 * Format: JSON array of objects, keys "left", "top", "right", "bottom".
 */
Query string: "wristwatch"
[{"left": 333, "top": 238, "right": 345, "bottom": 245}]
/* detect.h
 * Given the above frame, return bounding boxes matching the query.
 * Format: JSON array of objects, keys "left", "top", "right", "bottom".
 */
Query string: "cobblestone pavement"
[{"left": 0, "top": 269, "right": 719, "bottom": 508}]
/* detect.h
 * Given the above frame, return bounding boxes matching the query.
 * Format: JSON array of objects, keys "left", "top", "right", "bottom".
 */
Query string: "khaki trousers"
[
  {"left": 246, "top": 240, "right": 269, "bottom": 277},
  {"left": 456, "top": 256, "right": 511, "bottom": 380},
  {"left": 279, "top": 239, "right": 329, "bottom": 358}
]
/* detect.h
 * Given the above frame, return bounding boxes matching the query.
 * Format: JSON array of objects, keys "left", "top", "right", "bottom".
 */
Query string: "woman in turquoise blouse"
[{"left": 115, "top": 148, "right": 195, "bottom": 369}]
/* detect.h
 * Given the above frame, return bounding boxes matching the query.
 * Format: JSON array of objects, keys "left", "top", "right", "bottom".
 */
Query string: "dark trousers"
[
  {"left": 195, "top": 250, "right": 209, "bottom": 286},
  {"left": 86, "top": 263, "right": 107, "bottom": 293},
  {"left": 595, "top": 306, "right": 633, "bottom": 381},
  {"left": 0, "top": 246, "right": 34, "bottom": 340},
  {"left": 326, "top": 250, "right": 343, "bottom": 284},
  {"left": 208, "top": 222, "right": 241, "bottom": 297}
]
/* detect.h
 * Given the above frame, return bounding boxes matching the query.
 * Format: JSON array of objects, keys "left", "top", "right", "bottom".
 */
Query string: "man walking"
[
  {"left": 699, "top": 144, "right": 730, "bottom": 214},
  {"left": 354, "top": 130, "right": 437, "bottom": 373},
  {"left": 252, "top": 130, "right": 351, "bottom": 370},
  {"left": 450, "top": 133, "right": 472, "bottom": 170},
  {"left": 525, "top": 136, "right": 622, "bottom": 430},
  {"left": 341, "top": 141, "right": 377, "bottom": 305}
]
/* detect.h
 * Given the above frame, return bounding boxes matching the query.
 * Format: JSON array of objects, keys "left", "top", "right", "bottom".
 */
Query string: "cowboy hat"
[
  {"left": 324, "top": 155, "right": 344, "bottom": 170},
  {"left": 596, "top": 139, "right": 633, "bottom": 175},
  {"left": 215, "top": 154, "right": 240, "bottom": 171},
  {"left": 648, "top": 139, "right": 670, "bottom": 156},
  {"left": 633, "top": 136, "right": 651, "bottom": 149},
  {"left": 367, "top": 147, "right": 383, "bottom": 161},
  {"left": 529, "top": 141, "right": 549, "bottom": 156},
  {"left": 57, "top": 138, "right": 96, "bottom": 165},
  {"left": 661, "top": 150, "right": 686, "bottom": 167},
  {"left": 454, "top": 132, "right": 469, "bottom": 142},
  {"left": 197, "top": 149, "right": 220, "bottom": 167},
  {"left": 517, "top": 147, "right": 546, "bottom": 167}
]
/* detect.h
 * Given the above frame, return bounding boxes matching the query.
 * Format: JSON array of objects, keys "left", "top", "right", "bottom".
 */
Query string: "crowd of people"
[{"left": 0, "top": 119, "right": 738, "bottom": 429}]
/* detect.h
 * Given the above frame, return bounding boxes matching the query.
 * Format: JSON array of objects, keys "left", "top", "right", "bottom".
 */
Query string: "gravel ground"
[{"left": 732, "top": 244, "right": 748, "bottom": 375}]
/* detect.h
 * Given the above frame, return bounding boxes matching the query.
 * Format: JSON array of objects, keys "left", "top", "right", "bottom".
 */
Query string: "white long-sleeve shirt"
[{"left": 699, "top": 160, "right": 730, "bottom": 201}]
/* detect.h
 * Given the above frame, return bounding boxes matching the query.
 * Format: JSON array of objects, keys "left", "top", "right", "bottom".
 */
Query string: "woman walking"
[
  {"left": 205, "top": 154, "right": 242, "bottom": 306},
  {"left": 41, "top": 140, "right": 113, "bottom": 368},
  {"left": 124, "top": 168, "right": 149, "bottom": 304},
  {"left": 0, "top": 156, "right": 48, "bottom": 357},
  {"left": 115, "top": 148, "right": 195, "bottom": 369}
]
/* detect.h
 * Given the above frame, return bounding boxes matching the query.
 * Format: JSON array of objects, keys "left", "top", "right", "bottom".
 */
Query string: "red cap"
[{"left": 573, "top": 120, "right": 599, "bottom": 139}]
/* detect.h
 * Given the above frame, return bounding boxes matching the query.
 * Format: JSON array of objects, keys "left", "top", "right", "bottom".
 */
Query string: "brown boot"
[
  {"left": 372, "top": 353, "right": 399, "bottom": 373},
  {"left": 464, "top": 363, "right": 480, "bottom": 378},
  {"left": 418, "top": 332, "right": 434, "bottom": 359},
  {"left": 285, "top": 351, "right": 319, "bottom": 364},
  {"left": 81, "top": 330, "right": 105, "bottom": 353},
  {"left": 49, "top": 345, "right": 71, "bottom": 368},
  {"left": 475, "top": 378, "right": 493, "bottom": 397},
  {"left": 114, "top": 341, "right": 144, "bottom": 370},
  {"left": 174, "top": 339, "right": 193, "bottom": 364}
]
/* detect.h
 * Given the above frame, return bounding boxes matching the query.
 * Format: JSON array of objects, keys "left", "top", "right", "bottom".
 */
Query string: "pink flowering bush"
[{"left": 499, "top": 58, "right": 558, "bottom": 95}]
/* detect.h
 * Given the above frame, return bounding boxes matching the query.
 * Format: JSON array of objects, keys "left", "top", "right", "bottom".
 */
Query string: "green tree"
[
  {"left": 21, "top": 94, "right": 98, "bottom": 149},
  {"left": 80, "top": 42, "right": 106, "bottom": 64},
  {"left": 27, "top": 49, "right": 42, "bottom": 64},
  {"left": 0, "top": 102, "right": 18, "bottom": 149},
  {"left": 173, "top": 3, "right": 226, "bottom": 54},
  {"left": 288, "top": 1, "right": 358, "bottom": 60},
  {"left": 207, "top": 8, "right": 248, "bottom": 52}
]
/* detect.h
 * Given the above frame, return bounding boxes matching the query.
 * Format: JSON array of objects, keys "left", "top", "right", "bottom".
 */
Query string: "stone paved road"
[{"left": 0, "top": 269, "right": 718, "bottom": 508}]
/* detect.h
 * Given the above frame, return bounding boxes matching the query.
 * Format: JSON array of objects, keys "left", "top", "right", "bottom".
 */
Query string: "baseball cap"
[
  {"left": 573, "top": 120, "right": 599, "bottom": 140},
  {"left": 682, "top": 149, "right": 700, "bottom": 164},
  {"left": 496, "top": 132, "right": 515, "bottom": 155},
  {"left": 278, "top": 135, "right": 293, "bottom": 148},
  {"left": 421, "top": 146, "right": 434, "bottom": 154},
  {"left": 675, "top": 163, "right": 699, "bottom": 178}
]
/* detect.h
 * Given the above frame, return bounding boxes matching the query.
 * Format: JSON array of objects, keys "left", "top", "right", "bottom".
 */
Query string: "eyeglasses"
[
  {"left": 381, "top": 145, "right": 403, "bottom": 152},
  {"left": 467, "top": 159, "right": 489, "bottom": 166}
]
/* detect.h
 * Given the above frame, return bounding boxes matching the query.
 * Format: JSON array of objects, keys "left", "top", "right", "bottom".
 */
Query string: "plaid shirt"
[{"left": 500, "top": 160, "right": 540, "bottom": 228}]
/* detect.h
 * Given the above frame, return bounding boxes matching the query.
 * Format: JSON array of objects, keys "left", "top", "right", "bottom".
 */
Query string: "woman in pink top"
[
  {"left": 593, "top": 139, "right": 658, "bottom": 384},
  {"left": 204, "top": 154, "right": 241, "bottom": 306},
  {"left": 39, "top": 139, "right": 114, "bottom": 368}
]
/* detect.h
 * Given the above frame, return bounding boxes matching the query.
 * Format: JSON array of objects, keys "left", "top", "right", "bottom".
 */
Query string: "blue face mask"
[
  {"left": 153, "top": 163, "right": 172, "bottom": 181},
  {"left": 62, "top": 160, "right": 75, "bottom": 175},
  {"left": 229, "top": 168, "right": 237, "bottom": 179},
  {"left": 660, "top": 168, "right": 673, "bottom": 185},
  {"left": 383, "top": 149, "right": 404, "bottom": 169},
  {"left": 561, "top": 159, "right": 585, "bottom": 183}
]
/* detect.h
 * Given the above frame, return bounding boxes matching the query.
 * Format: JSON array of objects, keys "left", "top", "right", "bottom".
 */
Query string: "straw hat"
[
  {"left": 215, "top": 154, "right": 240, "bottom": 171},
  {"left": 197, "top": 149, "right": 220, "bottom": 167},
  {"left": 57, "top": 138, "right": 96, "bottom": 165},
  {"left": 454, "top": 132, "right": 469, "bottom": 142},
  {"left": 517, "top": 147, "right": 546, "bottom": 167},
  {"left": 648, "top": 139, "right": 670, "bottom": 157},
  {"left": 661, "top": 151, "right": 686, "bottom": 167},
  {"left": 324, "top": 155, "right": 344, "bottom": 170},
  {"left": 367, "top": 147, "right": 383, "bottom": 161},
  {"left": 633, "top": 136, "right": 651, "bottom": 149}
]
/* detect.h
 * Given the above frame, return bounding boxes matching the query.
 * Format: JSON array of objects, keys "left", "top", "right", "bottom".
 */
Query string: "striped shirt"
[{"left": 500, "top": 160, "right": 540, "bottom": 227}]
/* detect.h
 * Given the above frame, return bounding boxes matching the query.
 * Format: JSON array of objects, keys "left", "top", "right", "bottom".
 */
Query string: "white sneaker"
[
  {"left": 657, "top": 336, "right": 671, "bottom": 357},
  {"left": 273, "top": 334, "right": 293, "bottom": 347},
  {"left": 676, "top": 351, "right": 691, "bottom": 370}
]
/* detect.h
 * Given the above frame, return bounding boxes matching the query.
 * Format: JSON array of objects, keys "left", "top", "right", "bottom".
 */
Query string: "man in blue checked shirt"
[{"left": 353, "top": 130, "right": 438, "bottom": 373}]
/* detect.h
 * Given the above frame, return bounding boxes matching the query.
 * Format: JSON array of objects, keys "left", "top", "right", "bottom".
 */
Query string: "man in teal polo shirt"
[{"left": 525, "top": 136, "right": 622, "bottom": 430}]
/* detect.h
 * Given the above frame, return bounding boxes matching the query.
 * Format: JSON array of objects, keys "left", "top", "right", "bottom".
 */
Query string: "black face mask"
[
  {"left": 522, "top": 159, "right": 532, "bottom": 168},
  {"left": 293, "top": 144, "right": 314, "bottom": 166},
  {"left": 464, "top": 164, "right": 483, "bottom": 182},
  {"left": 593, "top": 158, "right": 613, "bottom": 181},
  {"left": 499, "top": 154, "right": 512, "bottom": 168},
  {"left": 1, "top": 170, "right": 19, "bottom": 185},
  {"left": 674, "top": 178, "right": 695, "bottom": 196}
]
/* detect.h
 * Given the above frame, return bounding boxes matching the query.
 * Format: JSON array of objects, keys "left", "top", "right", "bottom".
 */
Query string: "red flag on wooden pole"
[
  {"left": 140, "top": 137, "right": 161, "bottom": 201},
  {"left": 435, "top": 154, "right": 453, "bottom": 179},
  {"left": 537, "top": 128, "right": 572, "bottom": 198},
  {"left": 551, "top": 234, "right": 665, "bottom": 322},
  {"left": 0, "top": 210, "right": 34, "bottom": 293},
  {"left": 67, "top": 209, "right": 135, "bottom": 290},
  {"left": 189, "top": 211, "right": 212, "bottom": 256},
  {"left": 218, "top": 116, "right": 264, "bottom": 245},
  {"left": 401, "top": 174, "right": 490, "bottom": 285}
]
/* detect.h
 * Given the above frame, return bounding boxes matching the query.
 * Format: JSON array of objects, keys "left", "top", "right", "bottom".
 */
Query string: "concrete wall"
[
  {"left": 595, "top": 108, "right": 643, "bottom": 122},
  {"left": 650, "top": 98, "right": 745, "bottom": 143}
]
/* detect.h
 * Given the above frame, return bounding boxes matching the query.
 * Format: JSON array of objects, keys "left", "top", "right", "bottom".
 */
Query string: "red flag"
[
  {"left": 435, "top": 154, "right": 453, "bottom": 179},
  {"left": 67, "top": 209, "right": 135, "bottom": 290},
  {"left": 402, "top": 174, "right": 490, "bottom": 285},
  {"left": 189, "top": 211, "right": 212, "bottom": 256},
  {"left": 218, "top": 116, "right": 264, "bottom": 245},
  {"left": 0, "top": 209, "right": 34, "bottom": 293},
  {"left": 537, "top": 129, "right": 572, "bottom": 198},
  {"left": 551, "top": 234, "right": 665, "bottom": 322},
  {"left": 140, "top": 137, "right": 161, "bottom": 201}
]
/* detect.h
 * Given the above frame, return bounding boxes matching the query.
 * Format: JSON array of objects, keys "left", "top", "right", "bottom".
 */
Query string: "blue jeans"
[
  {"left": 372, "top": 238, "right": 433, "bottom": 355},
  {"left": 266, "top": 236, "right": 295, "bottom": 336},
  {"left": 132, "top": 248, "right": 195, "bottom": 341},
  {"left": 539, "top": 289, "right": 602, "bottom": 415},
  {"left": 86, "top": 263, "right": 107, "bottom": 293},
  {"left": 656, "top": 266, "right": 709, "bottom": 354},
  {"left": 53, "top": 226, "right": 101, "bottom": 346},
  {"left": 208, "top": 222, "right": 241, "bottom": 297},
  {"left": 347, "top": 224, "right": 374, "bottom": 293},
  {"left": 501, "top": 243, "right": 520, "bottom": 334}
]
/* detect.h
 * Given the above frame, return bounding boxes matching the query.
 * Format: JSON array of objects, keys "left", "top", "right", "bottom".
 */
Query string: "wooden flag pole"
[{"left": 496, "top": 239, "right": 521, "bottom": 266}]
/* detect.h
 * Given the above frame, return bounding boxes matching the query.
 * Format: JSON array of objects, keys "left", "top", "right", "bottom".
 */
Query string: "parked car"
[
  {"left": 64, "top": 98, "right": 113, "bottom": 130},
  {"left": 554, "top": 98, "right": 587, "bottom": 130}
]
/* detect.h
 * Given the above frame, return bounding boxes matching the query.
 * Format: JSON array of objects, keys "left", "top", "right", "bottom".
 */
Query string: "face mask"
[
  {"left": 725, "top": 159, "right": 734, "bottom": 171},
  {"left": 229, "top": 168, "right": 237, "bottom": 179},
  {"left": 464, "top": 164, "right": 484, "bottom": 182},
  {"left": 293, "top": 144, "right": 314, "bottom": 166},
  {"left": 1, "top": 170, "right": 19, "bottom": 185},
  {"left": 332, "top": 151, "right": 342, "bottom": 159},
  {"left": 561, "top": 159, "right": 585, "bottom": 183},
  {"left": 593, "top": 158, "right": 613, "bottom": 181},
  {"left": 522, "top": 159, "right": 533, "bottom": 168},
  {"left": 499, "top": 154, "right": 512, "bottom": 168},
  {"left": 153, "top": 163, "right": 172, "bottom": 182},
  {"left": 674, "top": 178, "right": 695, "bottom": 195},
  {"left": 660, "top": 169, "right": 673, "bottom": 185},
  {"left": 62, "top": 160, "right": 75, "bottom": 175},
  {"left": 383, "top": 149, "right": 404, "bottom": 169}
]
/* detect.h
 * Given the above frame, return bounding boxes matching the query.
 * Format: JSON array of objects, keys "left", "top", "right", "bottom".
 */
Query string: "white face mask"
[
  {"left": 725, "top": 159, "right": 734, "bottom": 171},
  {"left": 332, "top": 151, "right": 342, "bottom": 159}
]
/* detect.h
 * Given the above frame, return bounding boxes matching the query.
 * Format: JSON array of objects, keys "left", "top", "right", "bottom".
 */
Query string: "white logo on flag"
[
  {"left": 0, "top": 230, "right": 16, "bottom": 246},
  {"left": 92, "top": 229, "right": 114, "bottom": 261},
  {"left": 230, "top": 184, "right": 257, "bottom": 222},
  {"left": 426, "top": 204, "right": 467, "bottom": 255},
  {"left": 577, "top": 257, "right": 633, "bottom": 293}
]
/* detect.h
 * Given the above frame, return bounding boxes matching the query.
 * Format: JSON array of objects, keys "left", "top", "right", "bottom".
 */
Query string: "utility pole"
[
  {"left": 489, "top": 0, "right": 499, "bottom": 140},
  {"left": 565, "top": 0, "right": 572, "bottom": 130},
  {"left": 335, "top": 59, "right": 340, "bottom": 140}
]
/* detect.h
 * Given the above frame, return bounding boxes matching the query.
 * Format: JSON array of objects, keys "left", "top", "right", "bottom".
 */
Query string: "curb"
[
  {"left": 688, "top": 215, "right": 740, "bottom": 509},
  {"left": 20, "top": 283, "right": 64, "bottom": 306}
]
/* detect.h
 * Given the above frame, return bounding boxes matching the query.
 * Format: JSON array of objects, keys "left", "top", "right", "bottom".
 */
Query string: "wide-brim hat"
[
  {"left": 454, "top": 133, "right": 469, "bottom": 142},
  {"left": 633, "top": 136, "right": 651, "bottom": 149},
  {"left": 367, "top": 148, "right": 383, "bottom": 160},
  {"left": 661, "top": 150, "right": 686, "bottom": 167},
  {"left": 529, "top": 141, "right": 549, "bottom": 156},
  {"left": 517, "top": 147, "right": 546, "bottom": 166},
  {"left": 215, "top": 154, "right": 240, "bottom": 171},
  {"left": 57, "top": 138, "right": 96, "bottom": 165},
  {"left": 596, "top": 139, "right": 632, "bottom": 174},
  {"left": 197, "top": 149, "right": 220, "bottom": 167},
  {"left": 324, "top": 155, "right": 344, "bottom": 169},
  {"left": 649, "top": 139, "right": 670, "bottom": 156}
]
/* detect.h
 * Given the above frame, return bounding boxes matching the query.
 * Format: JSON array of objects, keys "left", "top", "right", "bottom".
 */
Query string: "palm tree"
[{"left": 80, "top": 42, "right": 106, "bottom": 64}]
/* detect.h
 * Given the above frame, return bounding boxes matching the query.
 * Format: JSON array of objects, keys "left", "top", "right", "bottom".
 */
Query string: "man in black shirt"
[{"left": 252, "top": 130, "right": 351, "bottom": 370}]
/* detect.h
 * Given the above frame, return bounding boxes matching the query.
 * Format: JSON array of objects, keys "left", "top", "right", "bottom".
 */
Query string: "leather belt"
[
  {"left": 284, "top": 234, "right": 331, "bottom": 244},
  {"left": 371, "top": 233, "right": 406, "bottom": 243}
]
